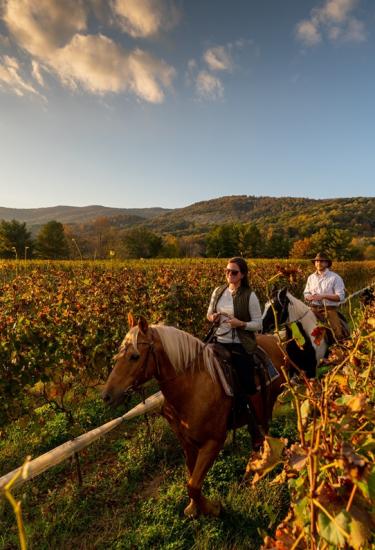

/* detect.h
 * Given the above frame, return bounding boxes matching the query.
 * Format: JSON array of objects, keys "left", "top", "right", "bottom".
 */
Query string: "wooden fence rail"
[{"left": 0, "top": 391, "right": 165, "bottom": 492}]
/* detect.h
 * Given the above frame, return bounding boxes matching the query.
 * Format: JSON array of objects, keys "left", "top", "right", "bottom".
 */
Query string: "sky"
[{"left": 0, "top": 0, "right": 374, "bottom": 209}]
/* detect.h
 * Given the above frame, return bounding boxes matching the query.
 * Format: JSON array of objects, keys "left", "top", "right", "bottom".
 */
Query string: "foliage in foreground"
[
  {"left": 0, "top": 395, "right": 292, "bottom": 549},
  {"left": 248, "top": 303, "right": 375, "bottom": 549},
  {"left": 1, "top": 259, "right": 374, "bottom": 426},
  {"left": 0, "top": 259, "right": 374, "bottom": 549}
]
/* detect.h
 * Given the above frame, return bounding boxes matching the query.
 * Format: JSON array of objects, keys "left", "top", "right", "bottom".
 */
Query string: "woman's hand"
[
  {"left": 227, "top": 317, "right": 246, "bottom": 329},
  {"left": 208, "top": 312, "right": 221, "bottom": 324}
]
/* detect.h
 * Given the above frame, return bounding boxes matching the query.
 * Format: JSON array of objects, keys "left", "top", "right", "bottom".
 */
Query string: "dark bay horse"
[{"left": 102, "top": 314, "right": 287, "bottom": 517}]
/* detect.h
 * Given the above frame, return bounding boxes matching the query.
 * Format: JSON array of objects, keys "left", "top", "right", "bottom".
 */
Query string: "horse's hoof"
[{"left": 184, "top": 499, "right": 199, "bottom": 518}]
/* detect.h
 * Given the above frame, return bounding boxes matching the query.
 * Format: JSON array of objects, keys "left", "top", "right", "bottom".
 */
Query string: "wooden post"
[{"left": 0, "top": 391, "right": 164, "bottom": 492}]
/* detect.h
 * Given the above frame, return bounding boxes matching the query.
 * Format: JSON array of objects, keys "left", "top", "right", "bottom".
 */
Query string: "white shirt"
[
  {"left": 207, "top": 287, "right": 262, "bottom": 344},
  {"left": 304, "top": 269, "right": 345, "bottom": 306}
]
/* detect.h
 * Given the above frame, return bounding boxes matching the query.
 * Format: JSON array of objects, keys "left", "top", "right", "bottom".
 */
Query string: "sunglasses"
[{"left": 225, "top": 268, "right": 240, "bottom": 276}]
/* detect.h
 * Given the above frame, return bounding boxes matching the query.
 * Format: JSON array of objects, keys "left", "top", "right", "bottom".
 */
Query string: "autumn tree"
[{"left": 289, "top": 237, "right": 312, "bottom": 259}]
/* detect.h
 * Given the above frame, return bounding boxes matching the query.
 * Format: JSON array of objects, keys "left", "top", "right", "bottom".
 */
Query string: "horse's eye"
[{"left": 130, "top": 353, "right": 140, "bottom": 361}]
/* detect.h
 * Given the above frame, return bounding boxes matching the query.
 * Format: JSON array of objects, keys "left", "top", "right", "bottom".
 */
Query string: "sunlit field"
[{"left": 0, "top": 259, "right": 374, "bottom": 549}]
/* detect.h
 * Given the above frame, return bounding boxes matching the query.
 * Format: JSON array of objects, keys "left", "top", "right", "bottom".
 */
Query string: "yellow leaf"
[
  {"left": 347, "top": 394, "right": 367, "bottom": 413},
  {"left": 246, "top": 436, "right": 287, "bottom": 483}
]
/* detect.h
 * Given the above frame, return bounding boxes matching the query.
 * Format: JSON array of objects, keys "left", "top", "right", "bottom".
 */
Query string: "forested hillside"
[
  {"left": 1, "top": 196, "right": 374, "bottom": 260},
  {"left": 142, "top": 196, "right": 375, "bottom": 236}
]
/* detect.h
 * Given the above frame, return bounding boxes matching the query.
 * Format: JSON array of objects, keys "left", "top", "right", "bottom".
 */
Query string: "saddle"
[
  {"left": 207, "top": 343, "right": 280, "bottom": 432},
  {"left": 311, "top": 308, "right": 350, "bottom": 344}
]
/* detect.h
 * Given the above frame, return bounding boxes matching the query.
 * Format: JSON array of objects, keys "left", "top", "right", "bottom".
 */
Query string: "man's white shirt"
[{"left": 304, "top": 269, "right": 345, "bottom": 306}]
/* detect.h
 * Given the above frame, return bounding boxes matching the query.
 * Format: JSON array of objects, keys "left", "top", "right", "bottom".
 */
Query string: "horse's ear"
[
  {"left": 138, "top": 316, "right": 149, "bottom": 335},
  {"left": 128, "top": 312, "right": 136, "bottom": 328}
]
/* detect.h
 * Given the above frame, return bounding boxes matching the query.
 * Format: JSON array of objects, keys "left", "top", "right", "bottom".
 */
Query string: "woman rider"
[{"left": 207, "top": 257, "right": 263, "bottom": 441}]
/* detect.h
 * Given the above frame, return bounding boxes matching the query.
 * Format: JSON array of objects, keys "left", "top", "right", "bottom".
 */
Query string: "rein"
[
  {"left": 131, "top": 327, "right": 208, "bottom": 389},
  {"left": 274, "top": 291, "right": 310, "bottom": 328}
]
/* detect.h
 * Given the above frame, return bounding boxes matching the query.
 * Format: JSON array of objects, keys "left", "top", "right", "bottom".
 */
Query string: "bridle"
[
  {"left": 118, "top": 327, "right": 205, "bottom": 391},
  {"left": 273, "top": 290, "right": 310, "bottom": 328},
  {"left": 117, "top": 328, "right": 161, "bottom": 391}
]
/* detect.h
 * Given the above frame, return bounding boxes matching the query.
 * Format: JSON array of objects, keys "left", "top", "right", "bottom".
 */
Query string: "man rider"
[{"left": 304, "top": 252, "right": 348, "bottom": 341}]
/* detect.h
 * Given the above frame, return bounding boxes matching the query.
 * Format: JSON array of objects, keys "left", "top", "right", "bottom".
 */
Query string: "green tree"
[
  {"left": 264, "top": 229, "right": 291, "bottom": 258},
  {"left": 122, "top": 227, "right": 163, "bottom": 258},
  {"left": 309, "top": 227, "right": 353, "bottom": 260},
  {"left": 206, "top": 224, "right": 240, "bottom": 257},
  {"left": 0, "top": 219, "right": 33, "bottom": 259},
  {"left": 239, "top": 224, "right": 264, "bottom": 257},
  {"left": 35, "top": 221, "right": 70, "bottom": 259}
]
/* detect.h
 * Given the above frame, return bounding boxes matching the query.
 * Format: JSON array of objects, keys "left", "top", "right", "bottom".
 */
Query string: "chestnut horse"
[{"left": 102, "top": 315, "right": 287, "bottom": 517}]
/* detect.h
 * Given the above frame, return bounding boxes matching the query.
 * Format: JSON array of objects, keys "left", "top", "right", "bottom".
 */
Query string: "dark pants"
[{"left": 218, "top": 342, "right": 256, "bottom": 394}]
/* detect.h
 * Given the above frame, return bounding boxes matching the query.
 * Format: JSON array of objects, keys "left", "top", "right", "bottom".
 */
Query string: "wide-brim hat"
[{"left": 311, "top": 252, "right": 332, "bottom": 267}]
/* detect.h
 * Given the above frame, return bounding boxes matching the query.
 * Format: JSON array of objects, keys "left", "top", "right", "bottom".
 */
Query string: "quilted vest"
[{"left": 211, "top": 284, "right": 257, "bottom": 353}]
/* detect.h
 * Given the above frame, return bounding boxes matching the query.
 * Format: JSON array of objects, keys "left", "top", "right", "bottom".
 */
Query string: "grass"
[{"left": 0, "top": 391, "right": 293, "bottom": 549}]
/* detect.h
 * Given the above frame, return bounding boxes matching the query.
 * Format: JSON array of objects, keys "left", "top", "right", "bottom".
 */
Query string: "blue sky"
[{"left": 0, "top": 0, "right": 374, "bottom": 209}]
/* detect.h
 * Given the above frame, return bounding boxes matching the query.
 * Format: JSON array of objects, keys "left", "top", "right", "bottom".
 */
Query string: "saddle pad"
[
  {"left": 255, "top": 346, "right": 280, "bottom": 391},
  {"left": 207, "top": 344, "right": 279, "bottom": 397}
]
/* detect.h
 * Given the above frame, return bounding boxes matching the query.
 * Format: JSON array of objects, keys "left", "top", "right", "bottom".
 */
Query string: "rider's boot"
[{"left": 246, "top": 393, "right": 265, "bottom": 451}]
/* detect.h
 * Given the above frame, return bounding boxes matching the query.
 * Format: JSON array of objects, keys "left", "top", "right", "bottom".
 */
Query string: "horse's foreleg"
[{"left": 185, "top": 439, "right": 224, "bottom": 517}]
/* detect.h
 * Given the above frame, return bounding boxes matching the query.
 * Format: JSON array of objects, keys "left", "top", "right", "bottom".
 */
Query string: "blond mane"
[{"left": 122, "top": 325, "right": 220, "bottom": 383}]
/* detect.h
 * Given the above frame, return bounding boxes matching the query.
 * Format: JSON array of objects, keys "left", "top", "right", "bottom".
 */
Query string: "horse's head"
[
  {"left": 262, "top": 287, "right": 290, "bottom": 332},
  {"left": 102, "top": 313, "right": 159, "bottom": 407}
]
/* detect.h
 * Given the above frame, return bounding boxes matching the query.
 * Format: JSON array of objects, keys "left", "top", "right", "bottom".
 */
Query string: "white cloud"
[
  {"left": 316, "top": 0, "right": 358, "bottom": 24},
  {"left": 3, "top": 0, "right": 87, "bottom": 57},
  {"left": 128, "top": 48, "right": 175, "bottom": 103},
  {"left": 0, "top": 55, "right": 44, "bottom": 98},
  {"left": 1, "top": 0, "right": 176, "bottom": 102},
  {"left": 189, "top": 41, "right": 248, "bottom": 101},
  {"left": 31, "top": 60, "right": 45, "bottom": 86},
  {"left": 195, "top": 70, "right": 223, "bottom": 101},
  {"left": 296, "top": 0, "right": 366, "bottom": 46},
  {"left": 344, "top": 17, "right": 366, "bottom": 42},
  {"left": 51, "top": 34, "right": 175, "bottom": 102},
  {"left": 203, "top": 46, "right": 233, "bottom": 72},
  {"left": 112, "top": 0, "right": 180, "bottom": 38},
  {"left": 296, "top": 20, "right": 322, "bottom": 46}
]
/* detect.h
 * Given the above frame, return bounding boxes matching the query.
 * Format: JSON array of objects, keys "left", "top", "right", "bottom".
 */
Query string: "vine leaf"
[
  {"left": 317, "top": 509, "right": 350, "bottom": 548},
  {"left": 287, "top": 443, "right": 308, "bottom": 472},
  {"left": 290, "top": 322, "right": 305, "bottom": 348},
  {"left": 246, "top": 436, "right": 287, "bottom": 483},
  {"left": 348, "top": 505, "right": 372, "bottom": 549},
  {"left": 300, "top": 400, "right": 311, "bottom": 427}
]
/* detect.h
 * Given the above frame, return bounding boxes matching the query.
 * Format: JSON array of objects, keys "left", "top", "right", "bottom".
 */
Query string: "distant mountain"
[
  {"left": 0, "top": 205, "right": 171, "bottom": 225},
  {"left": 141, "top": 195, "right": 375, "bottom": 237},
  {"left": 1, "top": 196, "right": 374, "bottom": 238}
]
